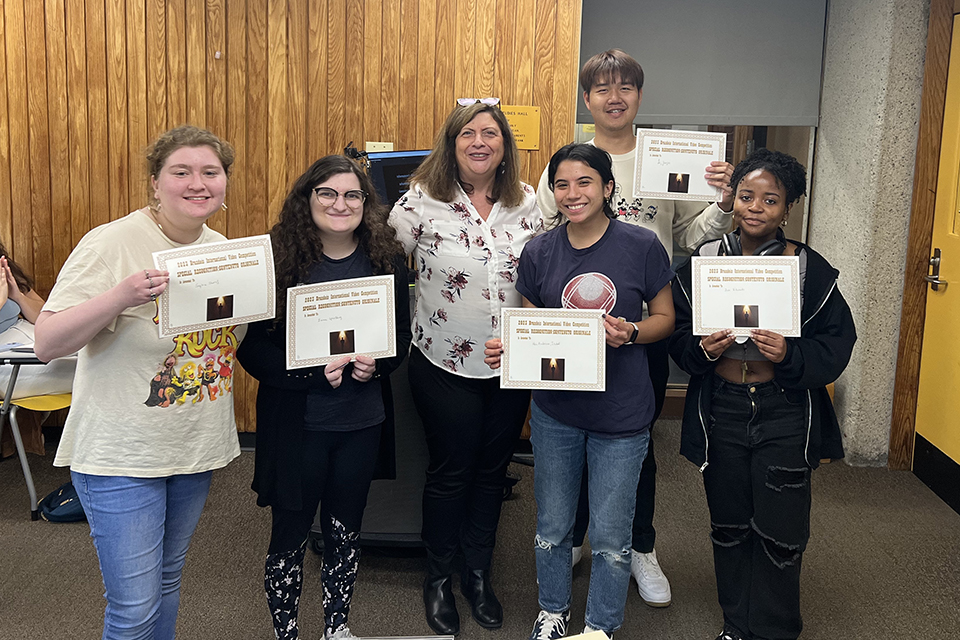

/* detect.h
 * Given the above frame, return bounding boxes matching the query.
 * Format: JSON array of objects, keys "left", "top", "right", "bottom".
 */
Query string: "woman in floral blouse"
[{"left": 389, "top": 102, "right": 542, "bottom": 635}]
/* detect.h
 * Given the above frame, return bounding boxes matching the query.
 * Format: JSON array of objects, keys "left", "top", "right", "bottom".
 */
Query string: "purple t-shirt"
[{"left": 516, "top": 219, "right": 673, "bottom": 437}]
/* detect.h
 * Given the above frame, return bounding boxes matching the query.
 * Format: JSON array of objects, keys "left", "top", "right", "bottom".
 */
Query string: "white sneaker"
[
  {"left": 572, "top": 545, "right": 583, "bottom": 567},
  {"left": 528, "top": 609, "right": 570, "bottom": 640},
  {"left": 583, "top": 625, "right": 613, "bottom": 639},
  {"left": 630, "top": 549, "right": 672, "bottom": 607},
  {"left": 326, "top": 627, "right": 358, "bottom": 640}
]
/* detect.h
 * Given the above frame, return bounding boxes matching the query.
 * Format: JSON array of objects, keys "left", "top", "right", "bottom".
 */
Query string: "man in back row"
[{"left": 536, "top": 48, "right": 734, "bottom": 609}]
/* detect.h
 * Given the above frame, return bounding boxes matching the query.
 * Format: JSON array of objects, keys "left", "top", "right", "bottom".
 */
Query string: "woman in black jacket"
[
  {"left": 669, "top": 149, "right": 855, "bottom": 640},
  {"left": 237, "top": 155, "right": 410, "bottom": 640}
]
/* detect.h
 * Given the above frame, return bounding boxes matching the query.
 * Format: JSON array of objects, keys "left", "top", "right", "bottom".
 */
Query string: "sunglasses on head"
[{"left": 456, "top": 97, "right": 501, "bottom": 107}]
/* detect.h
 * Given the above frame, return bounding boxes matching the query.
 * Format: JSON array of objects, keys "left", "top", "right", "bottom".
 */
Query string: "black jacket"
[
  {"left": 669, "top": 239, "right": 856, "bottom": 471},
  {"left": 237, "top": 262, "right": 411, "bottom": 510}
]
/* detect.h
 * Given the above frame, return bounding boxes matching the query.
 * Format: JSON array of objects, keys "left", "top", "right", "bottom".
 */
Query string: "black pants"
[
  {"left": 703, "top": 377, "right": 811, "bottom": 640},
  {"left": 268, "top": 425, "right": 381, "bottom": 554},
  {"left": 409, "top": 346, "right": 530, "bottom": 575},
  {"left": 572, "top": 337, "right": 669, "bottom": 551}
]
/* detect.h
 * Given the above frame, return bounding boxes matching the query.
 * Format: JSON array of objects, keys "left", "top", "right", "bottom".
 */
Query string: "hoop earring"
[{"left": 221, "top": 202, "right": 228, "bottom": 211}]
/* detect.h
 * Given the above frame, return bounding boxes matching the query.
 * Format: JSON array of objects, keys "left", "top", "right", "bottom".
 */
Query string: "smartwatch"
[{"left": 624, "top": 322, "right": 639, "bottom": 345}]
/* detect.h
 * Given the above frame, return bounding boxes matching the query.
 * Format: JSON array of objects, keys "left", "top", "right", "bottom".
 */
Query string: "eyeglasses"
[
  {"left": 313, "top": 187, "right": 366, "bottom": 207},
  {"left": 456, "top": 97, "right": 500, "bottom": 107}
]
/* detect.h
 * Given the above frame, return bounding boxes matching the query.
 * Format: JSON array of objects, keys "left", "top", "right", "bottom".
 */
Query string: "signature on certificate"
[{"left": 197, "top": 279, "right": 220, "bottom": 289}]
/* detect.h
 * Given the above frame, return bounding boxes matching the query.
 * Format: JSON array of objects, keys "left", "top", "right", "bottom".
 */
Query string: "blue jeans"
[
  {"left": 72, "top": 471, "right": 213, "bottom": 640},
  {"left": 530, "top": 400, "right": 649, "bottom": 634}
]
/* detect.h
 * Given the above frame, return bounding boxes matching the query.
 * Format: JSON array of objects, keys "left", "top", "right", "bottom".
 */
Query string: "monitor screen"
[{"left": 367, "top": 150, "right": 432, "bottom": 208}]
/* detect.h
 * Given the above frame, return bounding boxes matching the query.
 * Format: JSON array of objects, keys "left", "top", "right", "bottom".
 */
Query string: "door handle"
[{"left": 927, "top": 248, "right": 948, "bottom": 291}]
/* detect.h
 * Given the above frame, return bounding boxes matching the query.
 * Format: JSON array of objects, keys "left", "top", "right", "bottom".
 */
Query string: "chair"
[{"left": 5, "top": 393, "right": 72, "bottom": 520}]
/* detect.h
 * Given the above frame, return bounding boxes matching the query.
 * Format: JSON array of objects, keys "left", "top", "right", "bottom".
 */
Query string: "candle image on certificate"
[
  {"left": 153, "top": 235, "right": 276, "bottom": 338},
  {"left": 633, "top": 128, "right": 726, "bottom": 202},
  {"left": 286, "top": 275, "right": 396, "bottom": 369}
]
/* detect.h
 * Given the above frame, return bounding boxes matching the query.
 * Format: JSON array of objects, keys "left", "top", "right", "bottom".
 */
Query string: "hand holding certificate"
[
  {"left": 633, "top": 128, "right": 727, "bottom": 202},
  {"left": 691, "top": 256, "right": 801, "bottom": 338},
  {"left": 152, "top": 235, "right": 276, "bottom": 337},
  {"left": 285, "top": 275, "right": 397, "bottom": 369},
  {"left": 500, "top": 308, "right": 606, "bottom": 391}
]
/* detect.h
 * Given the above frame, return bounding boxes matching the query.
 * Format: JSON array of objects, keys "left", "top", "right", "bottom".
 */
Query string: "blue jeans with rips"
[
  {"left": 529, "top": 400, "right": 649, "bottom": 635},
  {"left": 72, "top": 470, "right": 213, "bottom": 640}
]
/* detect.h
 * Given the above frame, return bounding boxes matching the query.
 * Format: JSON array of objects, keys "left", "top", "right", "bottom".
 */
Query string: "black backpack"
[{"left": 39, "top": 481, "right": 87, "bottom": 523}]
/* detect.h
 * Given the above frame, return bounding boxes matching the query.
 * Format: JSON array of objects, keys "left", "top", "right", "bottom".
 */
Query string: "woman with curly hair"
[
  {"left": 389, "top": 103, "right": 543, "bottom": 634},
  {"left": 670, "top": 149, "right": 856, "bottom": 640},
  {"left": 237, "top": 154, "right": 410, "bottom": 640}
]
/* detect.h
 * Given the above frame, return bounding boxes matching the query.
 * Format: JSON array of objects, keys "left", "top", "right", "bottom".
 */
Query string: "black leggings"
[{"left": 268, "top": 425, "right": 381, "bottom": 555}]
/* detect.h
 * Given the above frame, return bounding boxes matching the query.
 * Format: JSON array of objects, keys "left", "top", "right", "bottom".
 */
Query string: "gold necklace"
[{"left": 149, "top": 206, "right": 164, "bottom": 231}]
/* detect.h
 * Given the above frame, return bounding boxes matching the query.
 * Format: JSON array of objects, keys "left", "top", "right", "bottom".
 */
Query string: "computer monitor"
[{"left": 366, "top": 149, "right": 432, "bottom": 208}]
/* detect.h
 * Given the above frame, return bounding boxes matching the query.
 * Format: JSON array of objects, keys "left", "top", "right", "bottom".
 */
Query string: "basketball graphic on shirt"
[{"left": 561, "top": 272, "right": 617, "bottom": 312}]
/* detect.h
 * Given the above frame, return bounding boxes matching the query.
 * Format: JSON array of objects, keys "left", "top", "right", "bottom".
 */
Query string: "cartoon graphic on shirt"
[
  {"left": 561, "top": 272, "right": 618, "bottom": 313},
  {"left": 144, "top": 325, "right": 240, "bottom": 409}
]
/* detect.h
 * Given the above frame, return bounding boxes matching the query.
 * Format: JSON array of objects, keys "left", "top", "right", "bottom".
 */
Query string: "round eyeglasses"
[{"left": 313, "top": 187, "right": 367, "bottom": 207}]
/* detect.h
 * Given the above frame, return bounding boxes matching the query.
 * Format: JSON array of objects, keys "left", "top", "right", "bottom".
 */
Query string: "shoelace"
[
  {"left": 637, "top": 554, "right": 665, "bottom": 579},
  {"left": 533, "top": 612, "right": 567, "bottom": 640}
]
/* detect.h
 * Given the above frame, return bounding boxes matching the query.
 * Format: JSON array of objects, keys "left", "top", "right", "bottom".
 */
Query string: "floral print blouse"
[{"left": 389, "top": 182, "right": 543, "bottom": 379}]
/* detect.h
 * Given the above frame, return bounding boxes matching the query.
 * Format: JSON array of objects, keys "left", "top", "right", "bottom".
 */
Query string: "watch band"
[{"left": 624, "top": 322, "right": 639, "bottom": 345}]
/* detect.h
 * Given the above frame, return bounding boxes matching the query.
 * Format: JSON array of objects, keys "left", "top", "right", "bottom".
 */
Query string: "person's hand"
[
  {"left": 351, "top": 355, "right": 377, "bottom": 382},
  {"left": 324, "top": 355, "right": 353, "bottom": 388},
  {"left": 116, "top": 269, "right": 169, "bottom": 309},
  {"left": 484, "top": 338, "right": 503, "bottom": 370},
  {"left": 0, "top": 258, "right": 9, "bottom": 309},
  {"left": 603, "top": 315, "right": 633, "bottom": 348},
  {"left": 700, "top": 329, "right": 734, "bottom": 359},
  {"left": 751, "top": 329, "right": 787, "bottom": 363},
  {"left": 706, "top": 161, "right": 735, "bottom": 211}
]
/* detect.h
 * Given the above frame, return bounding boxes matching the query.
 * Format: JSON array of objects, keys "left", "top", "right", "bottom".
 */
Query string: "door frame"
[{"left": 890, "top": 0, "right": 958, "bottom": 470}]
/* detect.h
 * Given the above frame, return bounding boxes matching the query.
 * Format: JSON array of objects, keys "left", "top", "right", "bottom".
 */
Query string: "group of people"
[{"left": 32, "top": 47, "right": 855, "bottom": 640}]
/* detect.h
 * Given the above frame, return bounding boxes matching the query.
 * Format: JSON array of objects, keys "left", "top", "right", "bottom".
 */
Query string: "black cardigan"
[
  {"left": 669, "top": 239, "right": 857, "bottom": 471},
  {"left": 237, "top": 261, "right": 411, "bottom": 510}
]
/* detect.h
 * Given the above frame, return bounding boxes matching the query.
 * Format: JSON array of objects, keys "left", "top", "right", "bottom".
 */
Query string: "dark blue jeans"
[{"left": 703, "top": 376, "right": 811, "bottom": 640}]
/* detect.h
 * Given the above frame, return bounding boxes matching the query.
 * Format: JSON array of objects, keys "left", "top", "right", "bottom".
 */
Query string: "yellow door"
[{"left": 915, "top": 15, "right": 960, "bottom": 467}]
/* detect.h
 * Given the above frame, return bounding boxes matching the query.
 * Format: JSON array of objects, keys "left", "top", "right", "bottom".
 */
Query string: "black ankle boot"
[
  {"left": 461, "top": 569, "right": 502, "bottom": 629},
  {"left": 423, "top": 575, "right": 460, "bottom": 635}
]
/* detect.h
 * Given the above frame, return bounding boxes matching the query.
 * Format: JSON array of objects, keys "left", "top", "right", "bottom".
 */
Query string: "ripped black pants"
[{"left": 703, "top": 376, "right": 811, "bottom": 640}]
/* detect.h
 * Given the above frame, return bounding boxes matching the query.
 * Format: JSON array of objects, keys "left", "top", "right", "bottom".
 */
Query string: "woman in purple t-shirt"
[{"left": 485, "top": 143, "right": 674, "bottom": 639}]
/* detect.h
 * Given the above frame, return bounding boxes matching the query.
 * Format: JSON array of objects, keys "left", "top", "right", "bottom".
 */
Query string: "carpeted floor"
[{"left": 2, "top": 419, "right": 959, "bottom": 639}]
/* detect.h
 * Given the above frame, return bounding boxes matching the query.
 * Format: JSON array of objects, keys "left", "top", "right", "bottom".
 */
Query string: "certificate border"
[
  {"left": 285, "top": 275, "right": 397, "bottom": 370},
  {"left": 633, "top": 129, "right": 726, "bottom": 202},
  {"left": 154, "top": 235, "right": 276, "bottom": 338},
  {"left": 500, "top": 307, "right": 606, "bottom": 391},
  {"left": 691, "top": 256, "right": 801, "bottom": 337}
]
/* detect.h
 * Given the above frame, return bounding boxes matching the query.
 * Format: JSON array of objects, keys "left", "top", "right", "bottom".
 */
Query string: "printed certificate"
[
  {"left": 153, "top": 235, "right": 275, "bottom": 338},
  {"left": 633, "top": 128, "right": 727, "bottom": 202},
  {"left": 500, "top": 307, "right": 606, "bottom": 391},
  {"left": 285, "top": 275, "right": 397, "bottom": 370},
  {"left": 691, "top": 256, "right": 801, "bottom": 338}
]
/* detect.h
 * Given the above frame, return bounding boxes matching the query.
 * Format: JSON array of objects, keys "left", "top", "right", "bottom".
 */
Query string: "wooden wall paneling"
[
  {"left": 326, "top": 0, "right": 346, "bottom": 156},
  {"left": 306, "top": 0, "right": 329, "bottom": 160},
  {"left": 397, "top": 0, "right": 417, "bottom": 151},
  {"left": 45, "top": 0, "right": 72, "bottom": 284},
  {"left": 432, "top": 0, "right": 454, "bottom": 130},
  {"left": 185, "top": 0, "right": 206, "bottom": 124},
  {"left": 205, "top": 0, "right": 228, "bottom": 236},
  {"left": 530, "top": 0, "right": 556, "bottom": 186},
  {"left": 245, "top": 0, "right": 267, "bottom": 236},
  {"left": 513, "top": 0, "right": 536, "bottom": 181},
  {"left": 494, "top": 0, "right": 516, "bottom": 105},
  {"left": 363, "top": 0, "right": 382, "bottom": 148},
  {"left": 415, "top": 0, "right": 436, "bottom": 148},
  {"left": 552, "top": 0, "right": 579, "bottom": 155},
  {"left": 5, "top": 0, "right": 32, "bottom": 278},
  {"left": 453, "top": 0, "right": 475, "bottom": 108},
  {"left": 889, "top": 0, "right": 954, "bottom": 469},
  {"left": 379, "top": 0, "right": 400, "bottom": 150},
  {"left": 473, "top": 0, "right": 496, "bottom": 99},
  {"left": 146, "top": 0, "right": 167, "bottom": 139},
  {"left": 166, "top": 0, "right": 186, "bottom": 126},
  {"left": 286, "top": 0, "right": 306, "bottom": 177},
  {"left": 344, "top": 0, "right": 364, "bottom": 150},
  {"left": 0, "top": 0, "right": 12, "bottom": 253},
  {"left": 226, "top": 0, "right": 247, "bottom": 238},
  {"left": 105, "top": 0, "right": 128, "bottom": 220},
  {"left": 266, "top": 0, "right": 287, "bottom": 221},
  {"left": 25, "top": 0, "right": 52, "bottom": 290},
  {"left": 85, "top": 0, "right": 109, "bottom": 231},
  {"left": 126, "top": 0, "right": 146, "bottom": 212}
]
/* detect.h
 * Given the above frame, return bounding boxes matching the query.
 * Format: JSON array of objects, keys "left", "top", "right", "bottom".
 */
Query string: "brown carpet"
[{"left": 2, "top": 419, "right": 959, "bottom": 639}]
